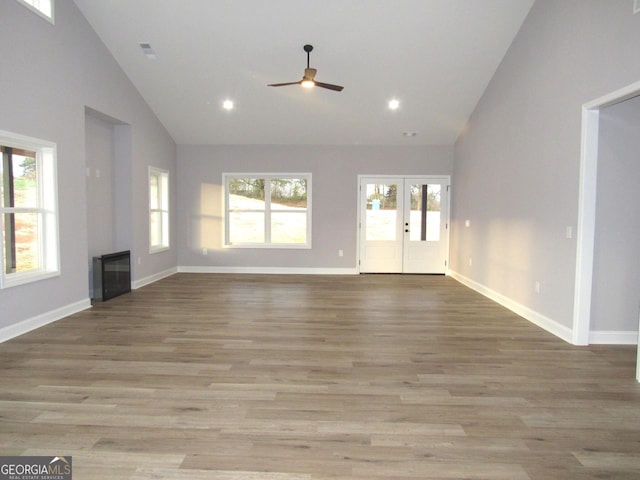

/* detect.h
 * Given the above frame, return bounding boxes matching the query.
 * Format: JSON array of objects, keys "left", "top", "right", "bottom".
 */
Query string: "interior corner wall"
[
  {"left": 176, "top": 144, "right": 453, "bottom": 271},
  {"left": 590, "top": 95, "right": 640, "bottom": 336},
  {"left": 0, "top": 0, "right": 176, "bottom": 337},
  {"left": 451, "top": 0, "right": 640, "bottom": 339}
]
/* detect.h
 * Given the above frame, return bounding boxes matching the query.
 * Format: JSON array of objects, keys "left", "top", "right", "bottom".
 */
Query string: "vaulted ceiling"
[{"left": 73, "top": 0, "right": 535, "bottom": 145}]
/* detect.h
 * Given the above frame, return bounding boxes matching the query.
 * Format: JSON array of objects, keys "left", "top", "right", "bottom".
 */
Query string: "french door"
[{"left": 359, "top": 176, "right": 449, "bottom": 274}]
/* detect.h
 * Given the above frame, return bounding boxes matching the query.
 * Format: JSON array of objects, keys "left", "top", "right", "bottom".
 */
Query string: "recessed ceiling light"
[
  {"left": 222, "top": 100, "right": 234, "bottom": 110},
  {"left": 388, "top": 99, "right": 400, "bottom": 110}
]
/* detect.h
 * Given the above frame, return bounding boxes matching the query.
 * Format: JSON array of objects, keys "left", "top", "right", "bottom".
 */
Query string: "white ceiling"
[{"left": 73, "top": 0, "right": 535, "bottom": 146}]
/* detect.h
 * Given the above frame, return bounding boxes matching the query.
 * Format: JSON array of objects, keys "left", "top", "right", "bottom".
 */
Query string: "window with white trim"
[
  {"left": 224, "top": 174, "right": 311, "bottom": 248},
  {"left": 149, "top": 167, "right": 169, "bottom": 252},
  {"left": 0, "top": 130, "right": 59, "bottom": 288},
  {"left": 16, "top": 0, "right": 54, "bottom": 23}
]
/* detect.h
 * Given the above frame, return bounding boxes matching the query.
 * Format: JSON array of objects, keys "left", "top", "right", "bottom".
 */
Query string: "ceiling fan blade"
[
  {"left": 314, "top": 81, "right": 344, "bottom": 92},
  {"left": 268, "top": 81, "right": 302, "bottom": 87}
]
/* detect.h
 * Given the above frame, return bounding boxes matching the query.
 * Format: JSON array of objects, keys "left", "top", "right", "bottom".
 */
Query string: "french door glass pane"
[
  {"left": 409, "top": 184, "right": 426, "bottom": 242},
  {"left": 427, "top": 184, "right": 441, "bottom": 241},
  {"left": 408, "top": 184, "right": 442, "bottom": 242},
  {"left": 365, "top": 183, "right": 397, "bottom": 241}
]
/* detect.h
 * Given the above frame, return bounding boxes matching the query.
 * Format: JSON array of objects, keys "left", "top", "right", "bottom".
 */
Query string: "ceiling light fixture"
[
  {"left": 388, "top": 99, "right": 400, "bottom": 110},
  {"left": 222, "top": 100, "right": 234, "bottom": 110},
  {"left": 268, "top": 44, "right": 344, "bottom": 92}
]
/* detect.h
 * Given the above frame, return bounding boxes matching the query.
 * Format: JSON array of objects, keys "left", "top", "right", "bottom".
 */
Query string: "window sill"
[
  {"left": 224, "top": 244, "right": 311, "bottom": 249},
  {"left": 1, "top": 270, "right": 60, "bottom": 289}
]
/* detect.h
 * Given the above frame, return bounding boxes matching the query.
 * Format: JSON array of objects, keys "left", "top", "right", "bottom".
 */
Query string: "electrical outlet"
[
  {"left": 202, "top": 248, "right": 208, "bottom": 255},
  {"left": 468, "top": 257, "right": 473, "bottom": 267},
  {"left": 535, "top": 281, "right": 541, "bottom": 294},
  {"left": 338, "top": 249, "right": 344, "bottom": 257}
]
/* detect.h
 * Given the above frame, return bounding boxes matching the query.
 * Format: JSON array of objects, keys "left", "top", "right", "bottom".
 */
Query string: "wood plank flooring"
[{"left": 1, "top": 273, "right": 639, "bottom": 479}]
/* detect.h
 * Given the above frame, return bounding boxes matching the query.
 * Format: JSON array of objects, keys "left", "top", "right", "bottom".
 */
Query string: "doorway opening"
[{"left": 573, "top": 81, "right": 640, "bottom": 381}]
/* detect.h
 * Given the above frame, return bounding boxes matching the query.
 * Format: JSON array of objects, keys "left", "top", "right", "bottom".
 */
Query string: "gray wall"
[
  {"left": 591, "top": 95, "right": 640, "bottom": 333},
  {"left": 85, "top": 112, "right": 116, "bottom": 260},
  {"left": 177, "top": 145, "right": 452, "bottom": 269},
  {"left": 451, "top": 0, "right": 640, "bottom": 334},
  {"left": 0, "top": 0, "right": 176, "bottom": 332}
]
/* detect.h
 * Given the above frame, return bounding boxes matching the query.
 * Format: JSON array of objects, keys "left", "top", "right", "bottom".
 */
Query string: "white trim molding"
[
  {"left": 178, "top": 266, "right": 358, "bottom": 275},
  {"left": 589, "top": 330, "right": 639, "bottom": 345},
  {"left": 449, "top": 270, "right": 573, "bottom": 344},
  {"left": 132, "top": 267, "right": 177, "bottom": 290},
  {"left": 0, "top": 298, "right": 91, "bottom": 343}
]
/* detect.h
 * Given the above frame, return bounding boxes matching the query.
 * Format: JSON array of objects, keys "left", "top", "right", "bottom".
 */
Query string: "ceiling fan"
[{"left": 268, "top": 44, "right": 344, "bottom": 92}]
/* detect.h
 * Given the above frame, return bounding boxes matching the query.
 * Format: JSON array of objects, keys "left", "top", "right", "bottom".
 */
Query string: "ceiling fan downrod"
[{"left": 304, "top": 44, "right": 313, "bottom": 69}]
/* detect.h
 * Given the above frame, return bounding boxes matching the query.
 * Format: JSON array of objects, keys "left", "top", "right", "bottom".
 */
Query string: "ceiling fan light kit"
[{"left": 268, "top": 44, "right": 344, "bottom": 92}]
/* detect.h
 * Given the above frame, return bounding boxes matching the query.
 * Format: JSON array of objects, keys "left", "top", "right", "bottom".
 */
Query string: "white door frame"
[
  {"left": 573, "top": 80, "right": 640, "bottom": 381},
  {"left": 357, "top": 174, "right": 450, "bottom": 274}
]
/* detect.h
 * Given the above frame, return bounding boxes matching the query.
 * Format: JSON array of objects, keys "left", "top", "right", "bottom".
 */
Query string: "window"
[
  {"left": 0, "top": 130, "right": 59, "bottom": 288},
  {"left": 224, "top": 174, "right": 311, "bottom": 248},
  {"left": 16, "top": 0, "right": 54, "bottom": 23},
  {"left": 149, "top": 167, "right": 169, "bottom": 252}
]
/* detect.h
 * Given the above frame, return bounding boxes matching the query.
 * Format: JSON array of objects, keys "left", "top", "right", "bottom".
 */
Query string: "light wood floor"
[{"left": 1, "top": 274, "right": 639, "bottom": 479}]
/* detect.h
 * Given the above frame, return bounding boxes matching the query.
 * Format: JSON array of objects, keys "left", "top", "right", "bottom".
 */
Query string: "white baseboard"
[
  {"left": 589, "top": 330, "right": 638, "bottom": 345},
  {"left": 448, "top": 271, "right": 638, "bottom": 346},
  {"left": 132, "top": 267, "right": 178, "bottom": 290},
  {"left": 178, "top": 266, "right": 359, "bottom": 275},
  {"left": 0, "top": 298, "right": 91, "bottom": 343},
  {"left": 448, "top": 270, "right": 574, "bottom": 344}
]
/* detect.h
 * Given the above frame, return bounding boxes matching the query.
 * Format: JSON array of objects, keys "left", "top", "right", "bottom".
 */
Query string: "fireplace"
[{"left": 92, "top": 250, "right": 131, "bottom": 301}]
